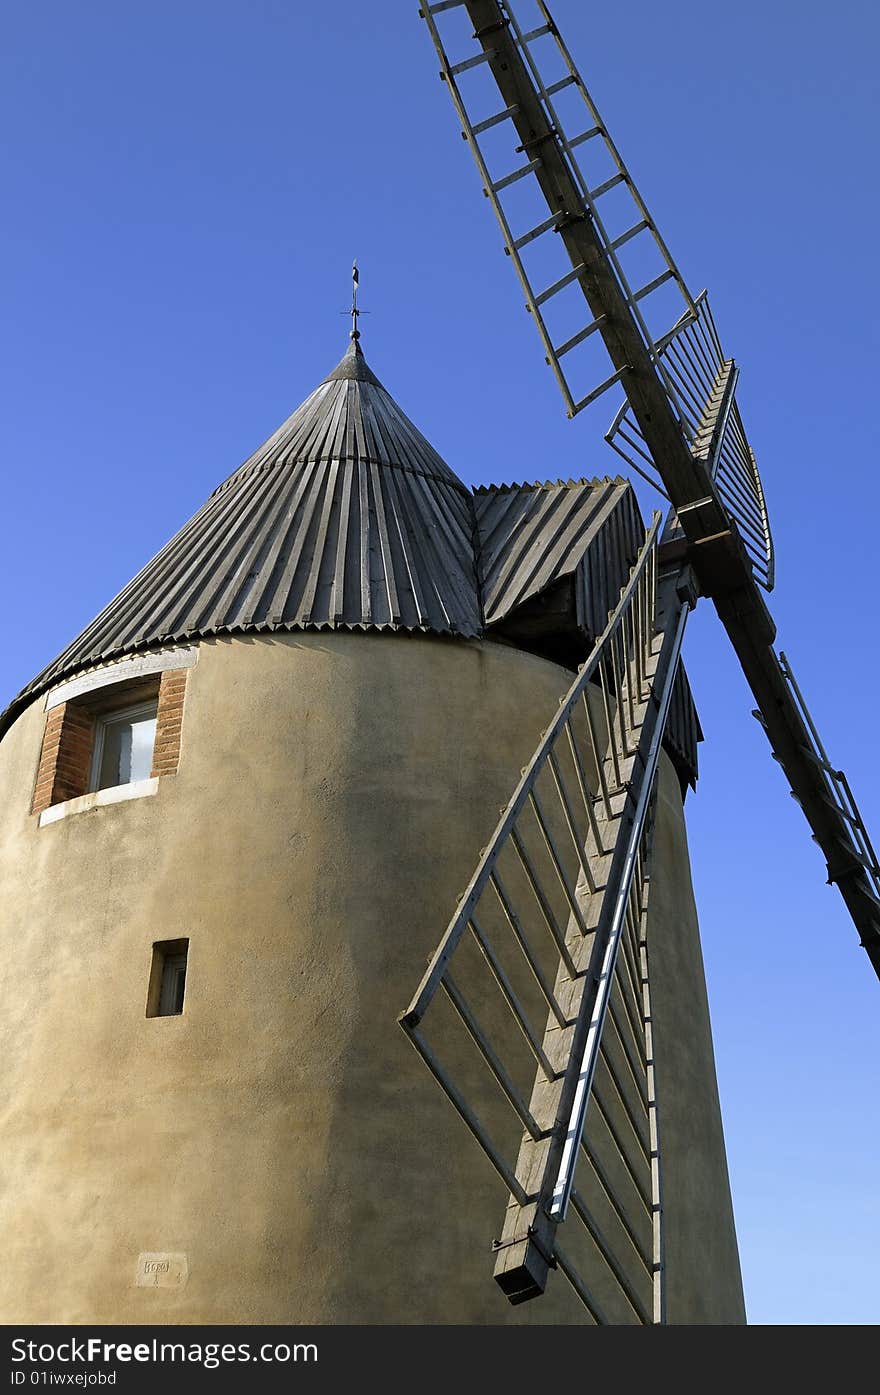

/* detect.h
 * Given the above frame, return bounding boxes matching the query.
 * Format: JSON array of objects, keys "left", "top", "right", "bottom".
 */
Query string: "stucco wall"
[
  {"left": 0, "top": 632, "right": 743, "bottom": 1323},
  {"left": 649, "top": 757, "right": 745, "bottom": 1322}
]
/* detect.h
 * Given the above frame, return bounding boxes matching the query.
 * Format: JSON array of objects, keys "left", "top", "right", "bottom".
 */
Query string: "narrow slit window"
[{"left": 147, "top": 939, "right": 189, "bottom": 1018}]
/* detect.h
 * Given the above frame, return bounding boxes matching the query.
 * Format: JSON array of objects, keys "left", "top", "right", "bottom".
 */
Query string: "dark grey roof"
[
  {"left": 4, "top": 342, "right": 483, "bottom": 729},
  {"left": 474, "top": 477, "right": 641, "bottom": 633},
  {"left": 213, "top": 339, "right": 469, "bottom": 500},
  {"left": 474, "top": 477, "right": 700, "bottom": 788},
  {"left": 0, "top": 338, "right": 700, "bottom": 786}
]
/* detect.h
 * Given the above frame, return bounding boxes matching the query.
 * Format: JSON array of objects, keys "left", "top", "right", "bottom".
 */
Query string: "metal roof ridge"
[
  {"left": 210, "top": 446, "right": 472, "bottom": 498},
  {"left": 473, "top": 475, "right": 627, "bottom": 495}
]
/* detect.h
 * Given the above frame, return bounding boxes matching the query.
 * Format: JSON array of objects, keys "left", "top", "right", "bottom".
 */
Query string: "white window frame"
[{"left": 88, "top": 699, "right": 159, "bottom": 794}]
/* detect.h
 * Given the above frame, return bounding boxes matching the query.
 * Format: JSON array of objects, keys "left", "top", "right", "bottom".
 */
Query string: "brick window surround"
[
  {"left": 31, "top": 668, "right": 188, "bottom": 817},
  {"left": 150, "top": 669, "right": 187, "bottom": 779},
  {"left": 31, "top": 704, "right": 96, "bottom": 814}
]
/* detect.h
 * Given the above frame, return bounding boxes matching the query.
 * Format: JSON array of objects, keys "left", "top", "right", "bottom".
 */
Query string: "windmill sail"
[
  {"left": 416, "top": 0, "right": 880, "bottom": 978},
  {"left": 606, "top": 293, "right": 775, "bottom": 591},
  {"left": 401, "top": 518, "right": 695, "bottom": 1317},
  {"left": 421, "top": 0, "right": 695, "bottom": 418}
]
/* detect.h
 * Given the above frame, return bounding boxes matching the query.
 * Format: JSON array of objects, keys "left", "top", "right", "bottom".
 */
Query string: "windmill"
[
  {"left": 399, "top": 0, "right": 880, "bottom": 1322},
  {"left": 1, "top": 1, "right": 875, "bottom": 1331}
]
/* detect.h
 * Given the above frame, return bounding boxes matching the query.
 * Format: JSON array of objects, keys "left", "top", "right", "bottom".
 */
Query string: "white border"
[
  {"left": 45, "top": 647, "right": 197, "bottom": 712},
  {"left": 38, "top": 778, "right": 159, "bottom": 827}
]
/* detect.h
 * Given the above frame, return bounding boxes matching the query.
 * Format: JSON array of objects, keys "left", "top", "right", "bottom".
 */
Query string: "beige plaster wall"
[
  {"left": 0, "top": 632, "right": 743, "bottom": 1323},
  {"left": 649, "top": 757, "right": 745, "bottom": 1323}
]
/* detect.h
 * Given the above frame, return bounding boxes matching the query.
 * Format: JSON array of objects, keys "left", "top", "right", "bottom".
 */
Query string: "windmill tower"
[
  {"left": 0, "top": 2, "right": 875, "bottom": 1330},
  {"left": 0, "top": 310, "right": 741, "bottom": 1325}
]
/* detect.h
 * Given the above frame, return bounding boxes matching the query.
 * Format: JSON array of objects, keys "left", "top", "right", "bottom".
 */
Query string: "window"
[
  {"left": 147, "top": 939, "right": 189, "bottom": 1018},
  {"left": 33, "top": 664, "right": 188, "bottom": 820},
  {"left": 89, "top": 700, "right": 158, "bottom": 792}
]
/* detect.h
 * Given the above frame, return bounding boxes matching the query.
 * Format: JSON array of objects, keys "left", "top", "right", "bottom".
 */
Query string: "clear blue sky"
[{"left": 2, "top": 2, "right": 877, "bottom": 1325}]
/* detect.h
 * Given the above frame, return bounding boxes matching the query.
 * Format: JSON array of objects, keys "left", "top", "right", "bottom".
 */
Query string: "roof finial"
[{"left": 350, "top": 260, "right": 361, "bottom": 341}]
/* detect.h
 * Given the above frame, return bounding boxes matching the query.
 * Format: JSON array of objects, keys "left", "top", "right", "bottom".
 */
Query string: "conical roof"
[
  {"left": 1, "top": 337, "right": 701, "bottom": 787},
  {"left": 8, "top": 340, "right": 483, "bottom": 720},
  {"left": 217, "top": 338, "right": 468, "bottom": 498}
]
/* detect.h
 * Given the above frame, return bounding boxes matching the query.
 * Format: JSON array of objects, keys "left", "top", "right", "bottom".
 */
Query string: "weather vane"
[{"left": 346, "top": 260, "right": 368, "bottom": 341}]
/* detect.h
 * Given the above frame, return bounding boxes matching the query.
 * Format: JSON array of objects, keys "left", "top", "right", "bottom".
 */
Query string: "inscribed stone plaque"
[{"left": 135, "top": 1252, "right": 189, "bottom": 1288}]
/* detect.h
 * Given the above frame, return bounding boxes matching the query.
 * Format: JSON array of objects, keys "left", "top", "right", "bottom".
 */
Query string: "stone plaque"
[{"left": 135, "top": 1252, "right": 188, "bottom": 1288}]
